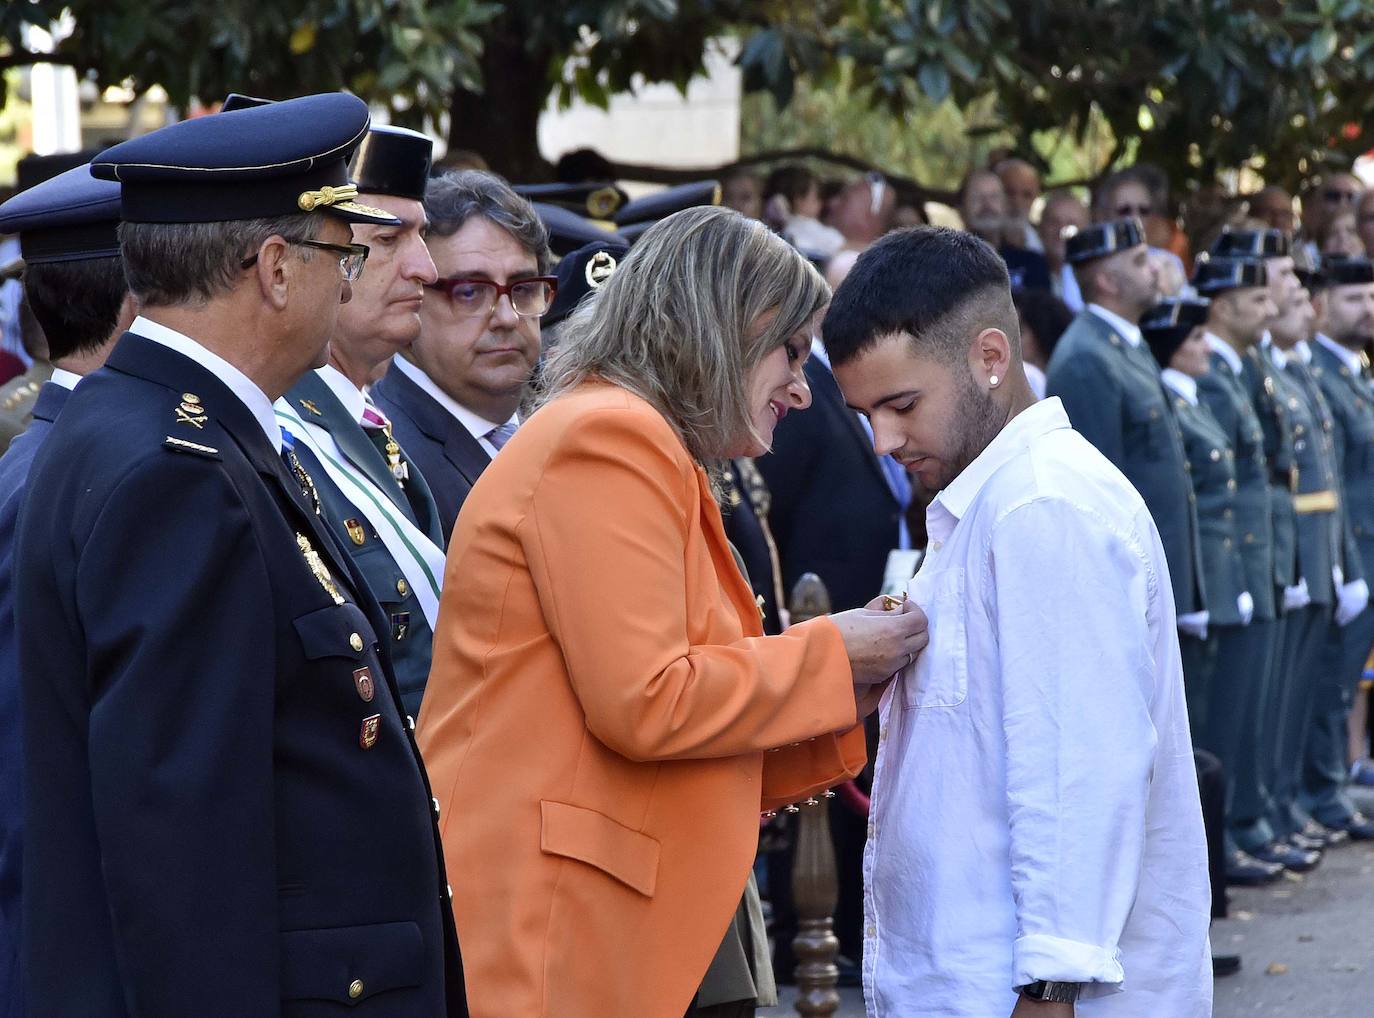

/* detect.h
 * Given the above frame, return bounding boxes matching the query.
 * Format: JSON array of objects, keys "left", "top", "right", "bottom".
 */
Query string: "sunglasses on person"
[
  {"left": 425, "top": 276, "right": 559, "bottom": 319},
  {"left": 241, "top": 240, "right": 370, "bottom": 282}
]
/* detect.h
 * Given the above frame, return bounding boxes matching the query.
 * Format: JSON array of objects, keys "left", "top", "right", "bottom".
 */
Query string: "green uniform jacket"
[
  {"left": 0, "top": 361, "right": 52, "bottom": 455},
  {"left": 1169, "top": 386, "right": 1249, "bottom": 626},
  {"left": 283, "top": 370, "right": 445, "bottom": 717},
  {"left": 1310, "top": 336, "right": 1374, "bottom": 581},
  {"left": 1281, "top": 348, "right": 1350, "bottom": 604},
  {"left": 1245, "top": 344, "right": 1299, "bottom": 592},
  {"left": 1046, "top": 309, "right": 1204, "bottom": 615},
  {"left": 1196, "top": 345, "right": 1277, "bottom": 621}
]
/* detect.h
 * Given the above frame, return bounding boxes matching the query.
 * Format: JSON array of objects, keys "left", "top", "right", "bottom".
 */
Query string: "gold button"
[
  {"left": 349, "top": 632, "right": 364, "bottom": 652},
  {"left": 348, "top": 979, "right": 364, "bottom": 999},
  {"left": 396, "top": 578, "right": 410, "bottom": 597}
]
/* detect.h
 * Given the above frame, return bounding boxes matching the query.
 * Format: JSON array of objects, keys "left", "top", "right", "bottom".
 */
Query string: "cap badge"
[
  {"left": 587, "top": 187, "right": 622, "bottom": 219},
  {"left": 586, "top": 251, "right": 618, "bottom": 288},
  {"left": 296, "top": 532, "right": 344, "bottom": 605}
]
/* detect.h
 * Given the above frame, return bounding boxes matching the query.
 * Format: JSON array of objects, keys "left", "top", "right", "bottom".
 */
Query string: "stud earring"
[{"left": 989, "top": 374, "right": 1000, "bottom": 387}]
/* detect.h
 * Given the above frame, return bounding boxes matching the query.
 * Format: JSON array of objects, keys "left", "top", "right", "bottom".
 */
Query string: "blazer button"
[
  {"left": 348, "top": 979, "right": 364, "bottom": 999},
  {"left": 1210, "top": 449, "right": 1221, "bottom": 461},
  {"left": 396, "top": 578, "right": 410, "bottom": 597},
  {"left": 349, "top": 633, "right": 364, "bottom": 652}
]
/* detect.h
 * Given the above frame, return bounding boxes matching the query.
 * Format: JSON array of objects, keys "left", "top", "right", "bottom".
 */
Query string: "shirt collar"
[
  {"left": 809, "top": 335, "right": 831, "bottom": 369},
  {"left": 392, "top": 355, "right": 513, "bottom": 442},
  {"left": 1316, "top": 332, "right": 1364, "bottom": 375},
  {"left": 1295, "top": 339, "right": 1314, "bottom": 365},
  {"left": 132, "top": 314, "right": 281, "bottom": 453},
  {"left": 1205, "top": 331, "right": 1244, "bottom": 375},
  {"left": 1160, "top": 368, "right": 1198, "bottom": 404},
  {"left": 929, "top": 397, "right": 1073, "bottom": 532},
  {"left": 314, "top": 363, "right": 367, "bottom": 424},
  {"left": 49, "top": 367, "right": 82, "bottom": 391},
  {"left": 1087, "top": 303, "right": 1142, "bottom": 347},
  {"left": 1264, "top": 337, "right": 1289, "bottom": 368}
]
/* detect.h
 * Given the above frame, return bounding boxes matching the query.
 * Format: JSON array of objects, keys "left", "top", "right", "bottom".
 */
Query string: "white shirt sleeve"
[{"left": 989, "top": 498, "right": 1159, "bottom": 988}]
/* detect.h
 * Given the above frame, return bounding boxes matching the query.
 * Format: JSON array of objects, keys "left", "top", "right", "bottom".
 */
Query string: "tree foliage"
[{"left": 4, "top": 0, "right": 1374, "bottom": 190}]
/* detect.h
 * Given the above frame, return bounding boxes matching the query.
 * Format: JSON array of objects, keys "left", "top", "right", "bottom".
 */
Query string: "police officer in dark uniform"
[
  {"left": 276, "top": 118, "right": 447, "bottom": 717},
  {"left": 0, "top": 161, "right": 131, "bottom": 1017},
  {"left": 15, "top": 94, "right": 466, "bottom": 1017},
  {"left": 1306, "top": 255, "right": 1374, "bottom": 840}
]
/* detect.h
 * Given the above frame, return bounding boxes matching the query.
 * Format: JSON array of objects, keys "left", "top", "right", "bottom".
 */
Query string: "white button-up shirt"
[{"left": 863, "top": 397, "right": 1211, "bottom": 1018}]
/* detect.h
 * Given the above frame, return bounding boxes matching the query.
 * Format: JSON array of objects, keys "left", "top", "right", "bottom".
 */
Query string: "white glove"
[
  {"left": 1177, "top": 610, "right": 1210, "bottom": 640},
  {"left": 1337, "top": 578, "right": 1370, "bottom": 627},
  {"left": 1283, "top": 578, "right": 1311, "bottom": 612},
  {"left": 1237, "top": 591, "right": 1254, "bottom": 626}
]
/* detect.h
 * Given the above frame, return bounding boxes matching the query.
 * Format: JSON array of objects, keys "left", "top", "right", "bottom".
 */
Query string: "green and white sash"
[{"left": 274, "top": 398, "right": 445, "bottom": 628}]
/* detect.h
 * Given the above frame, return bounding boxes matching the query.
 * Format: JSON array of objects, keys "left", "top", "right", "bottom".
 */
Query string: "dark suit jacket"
[
  {"left": 372, "top": 364, "right": 490, "bottom": 545},
  {"left": 1001, "top": 245, "right": 1052, "bottom": 291},
  {"left": 16, "top": 333, "right": 465, "bottom": 1017},
  {"left": 755, "top": 358, "right": 901, "bottom": 612},
  {"left": 0, "top": 380, "right": 66, "bottom": 1018}
]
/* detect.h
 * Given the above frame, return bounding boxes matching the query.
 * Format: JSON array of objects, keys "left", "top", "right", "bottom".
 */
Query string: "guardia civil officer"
[
  {"left": 1306, "top": 255, "right": 1374, "bottom": 840},
  {"left": 1191, "top": 256, "right": 1289, "bottom": 882},
  {"left": 273, "top": 115, "right": 448, "bottom": 717},
  {"left": 1262, "top": 287, "right": 1341, "bottom": 857},
  {"left": 15, "top": 93, "right": 466, "bottom": 1016},
  {"left": 1045, "top": 218, "right": 1205, "bottom": 630},
  {"left": 0, "top": 162, "right": 133, "bottom": 1018}
]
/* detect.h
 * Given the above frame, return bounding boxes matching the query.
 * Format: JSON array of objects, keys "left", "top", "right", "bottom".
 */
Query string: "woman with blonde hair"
[{"left": 418, "top": 205, "right": 926, "bottom": 1018}]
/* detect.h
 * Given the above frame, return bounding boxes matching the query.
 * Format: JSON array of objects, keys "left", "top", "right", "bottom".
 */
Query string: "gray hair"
[
  {"left": 540, "top": 205, "right": 829, "bottom": 466},
  {"left": 119, "top": 214, "right": 322, "bottom": 307},
  {"left": 424, "top": 170, "right": 552, "bottom": 272}
]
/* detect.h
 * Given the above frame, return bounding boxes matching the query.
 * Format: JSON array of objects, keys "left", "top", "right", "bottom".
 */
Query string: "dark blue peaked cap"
[
  {"left": 0, "top": 163, "right": 121, "bottom": 264},
  {"left": 90, "top": 92, "right": 399, "bottom": 227}
]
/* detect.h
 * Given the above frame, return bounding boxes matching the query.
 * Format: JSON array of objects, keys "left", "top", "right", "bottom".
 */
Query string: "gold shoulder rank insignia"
[
  {"left": 175, "top": 393, "right": 208, "bottom": 429},
  {"left": 296, "top": 532, "right": 344, "bottom": 605},
  {"left": 299, "top": 399, "right": 323, "bottom": 417},
  {"left": 163, "top": 436, "right": 220, "bottom": 457}
]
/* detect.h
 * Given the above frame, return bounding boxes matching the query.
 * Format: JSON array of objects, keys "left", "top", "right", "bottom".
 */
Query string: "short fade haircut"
[
  {"left": 119, "top": 214, "right": 321, "bottom": 308},
  {"left": 423, "top": 170, "right": 552, "bottom": 273},
  {"left": 823, "top": 226, "right": 1018, "bottom": 368},
  {"left": 23, "top": 255, "right": 129, "bottom": 360}
]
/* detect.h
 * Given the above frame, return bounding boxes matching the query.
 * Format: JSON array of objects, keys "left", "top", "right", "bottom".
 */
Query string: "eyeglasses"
[
  {"left": 1323, "top": 189, "right": 1361, "bottom": 205},
  {"left": 241, "top": 240, "right": 370, "bottom": 282},
  {"left": 426, "top": 276, "right": 559, "bottom": 318},
  {"left": 1115, "top": 203, "right": 1153, "bottom": 217}
]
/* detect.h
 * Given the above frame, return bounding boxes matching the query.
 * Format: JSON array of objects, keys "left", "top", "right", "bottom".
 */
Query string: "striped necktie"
[{"left": 486, "top": 421, "right": 517, "bottom": 451}]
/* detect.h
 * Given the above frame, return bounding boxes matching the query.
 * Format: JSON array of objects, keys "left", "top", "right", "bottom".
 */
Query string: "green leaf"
[{"left": 917, "top": 61, "right": 950, "bottom": 101}]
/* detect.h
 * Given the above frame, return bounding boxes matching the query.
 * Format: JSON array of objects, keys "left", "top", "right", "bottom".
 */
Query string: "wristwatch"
[{"left": 1017, "top": 980, "right": 1082, "bottom": 1003}]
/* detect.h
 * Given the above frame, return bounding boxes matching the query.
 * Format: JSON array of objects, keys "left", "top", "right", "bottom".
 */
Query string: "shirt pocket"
[{"left": 901, "top": 567, "right": 968, "bottom": 710}]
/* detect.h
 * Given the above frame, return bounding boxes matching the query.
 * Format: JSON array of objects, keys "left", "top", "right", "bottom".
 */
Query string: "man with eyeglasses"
[
  {"left": 273, "top": 119, "right": 448, "bottom": 718},
  {"left": 373, "top": 170, "right": 554, "bottom": 541},
  {"left": 13, "top": 93, "right": 467, "bottom": 1017}
]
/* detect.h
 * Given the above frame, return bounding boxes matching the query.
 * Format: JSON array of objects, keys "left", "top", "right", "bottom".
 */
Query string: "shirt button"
[
  {"left": 867, "top": 822, "right": 876, "bottom": 837},
  {"left": 866, "top": 924, "right": 877, "bottom": 937},
  {"left": 396, "top": 578, "right": 410, "bottom": 597},
  {"left": 931, "top": 540, "right": 943, "bottom": 551},
  {"left": 348, "top": 979, "right": 364, "bottom": 999},
  {"left": 349, "top": 632, "right": 364, "bottom": 652}
]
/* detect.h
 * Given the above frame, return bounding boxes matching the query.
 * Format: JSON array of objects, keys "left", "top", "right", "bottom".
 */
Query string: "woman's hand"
[{"left": 829, "top": 598, "right": 929, "bottom": 692}]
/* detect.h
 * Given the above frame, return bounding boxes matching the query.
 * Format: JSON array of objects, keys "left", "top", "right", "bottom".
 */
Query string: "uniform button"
[
  {"left": 407, "top": 715, "right": 416, "bottom": 731},
  {"left": 432, "top": 796, "right": 441, "bottom": 818},
  {"left": 1245, "top": 533, "right": 1256, "bottom": 544},
  {"left": 1223, "top": 538, "right": 1232, "bottom": 549},
  {"left": 1227, "top": 479, "right": 1237, "bottom": 491},
  {"left": 349, "top": 632, "right": 364, "bottom": 652},
  {"left": 1223, "top": 509, "right": 1233, "bottom": 519},
  {"left": 348, "top": 979, "right": 364, "bottom": 999},
  {"left": 1210, "top": 449, "right": 1221, "bottom": 462},
  {"left": 396, "top": 578, "right": 410, "bottom": 597}
]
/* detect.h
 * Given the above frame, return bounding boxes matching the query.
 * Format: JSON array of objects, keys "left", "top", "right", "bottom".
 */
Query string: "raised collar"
[
  {"left": 1087, "top": 303, "right": 1142, "bottom": 348},
  {"left": 1161, "top": 368, "right": 1198, "bottom": 405},
  {"left": 1315, "top": 332, "right": 1364, "bottom": 376},
  {"left": 928, "top": 397, "right": 1072, "bottom": 534},
  {"left": 1204, "top": 331, "right": 1244, "bottom": 376}
]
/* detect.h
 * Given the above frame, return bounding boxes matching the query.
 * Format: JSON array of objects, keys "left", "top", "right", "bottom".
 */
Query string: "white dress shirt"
[
  {"left": 133, "top": 315, "right": 281, "bottom": 452},
  {"left": 48, "top": 368, "right": 82, "bottom": 392},
  {"left": 863, "top": 397, "right": 1211, "bottom": 1018},
  {"left": 314, "top": 363, "right": 367, "bottom": 424},
  {"left": 391, "top": 355, "right": 515, "bottom": 459}
]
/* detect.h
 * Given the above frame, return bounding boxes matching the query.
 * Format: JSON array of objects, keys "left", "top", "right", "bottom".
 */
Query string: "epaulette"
[{"left": 163, "top": 435, "right": 220, "bottom": 458}]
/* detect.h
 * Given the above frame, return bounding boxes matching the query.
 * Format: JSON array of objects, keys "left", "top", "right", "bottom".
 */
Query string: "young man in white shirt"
[{"left": 826, "top": 225, "right": 1212, "bottom": 1017}]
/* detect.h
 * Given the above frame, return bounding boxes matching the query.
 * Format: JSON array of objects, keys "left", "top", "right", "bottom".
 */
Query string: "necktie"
[
  {"left": 361, "top": 400, "right": 408, "bottom": 483},
  {"left": 486, "top": 421, "right": 518, "bottom": 451}
]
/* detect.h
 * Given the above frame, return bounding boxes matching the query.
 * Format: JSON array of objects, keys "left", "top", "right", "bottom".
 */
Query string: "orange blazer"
[{"left": 418, "top": 381, "right": 866, "bottom": 1018}]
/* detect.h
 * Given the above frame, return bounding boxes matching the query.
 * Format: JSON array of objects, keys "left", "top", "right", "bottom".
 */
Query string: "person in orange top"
[{"left": 418, "top": 205, "right": 928, "bottom": 1018}]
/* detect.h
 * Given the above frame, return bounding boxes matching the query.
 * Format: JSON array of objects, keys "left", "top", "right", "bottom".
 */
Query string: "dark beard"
[{"left": 933, "top": 370, "right": 1004, "bottom": 490}]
